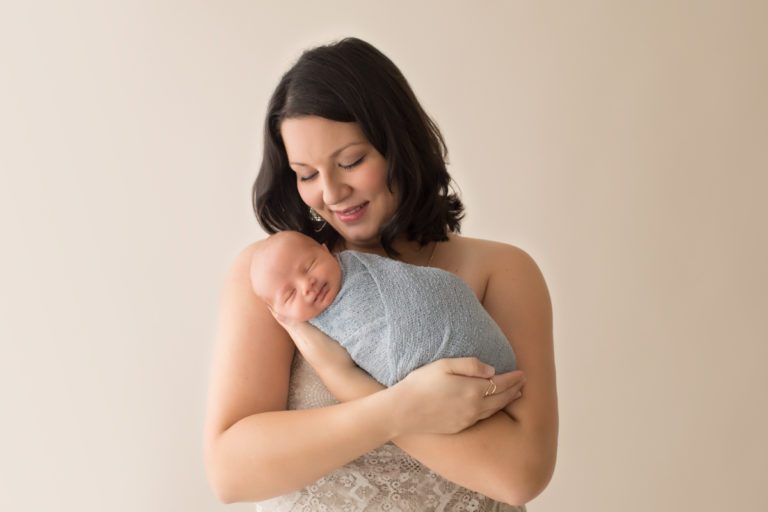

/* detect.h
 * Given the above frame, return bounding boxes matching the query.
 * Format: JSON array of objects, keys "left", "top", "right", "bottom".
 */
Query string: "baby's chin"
[
  {"left": 326, "top": 286, "right": 339, "bottom": 305},
  {"left": 297, "top": 312, "right": 317, "bottom": 322},
  {"left": 300, "top": 306, "right": 327, "bottom": 323}
]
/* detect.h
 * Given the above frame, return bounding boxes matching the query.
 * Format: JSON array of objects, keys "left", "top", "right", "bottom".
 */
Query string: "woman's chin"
[{"left": 335, "top": 227, "right": 381, "bottom": 248}]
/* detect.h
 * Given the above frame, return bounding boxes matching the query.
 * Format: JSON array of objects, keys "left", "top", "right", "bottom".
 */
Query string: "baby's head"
[{"left": 250, "top": 231, "right": 342, "bottom": 322}]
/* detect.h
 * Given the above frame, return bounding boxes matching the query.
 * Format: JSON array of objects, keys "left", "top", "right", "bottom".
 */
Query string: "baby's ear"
[
  {"left": 266, "top": 304, "right": 287, "bottom": 324},
  {"left": 321, "top": 243, "right": 329, "bottom": 252}
]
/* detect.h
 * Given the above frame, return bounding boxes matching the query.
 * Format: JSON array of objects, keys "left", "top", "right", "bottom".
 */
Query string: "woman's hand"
[{"left": 390, "top": 358, "right": 526, "bottom": 436}]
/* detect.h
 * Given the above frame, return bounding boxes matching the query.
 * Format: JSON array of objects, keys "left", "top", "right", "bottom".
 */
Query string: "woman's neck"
[{"left": 337, "top": 236, "right": 440, "bottom": 267}]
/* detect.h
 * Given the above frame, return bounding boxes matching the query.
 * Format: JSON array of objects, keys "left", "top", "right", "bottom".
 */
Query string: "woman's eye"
[
  {"left": 299, "top": 172, "right": 318, "bottom": 182},
  {"left": 339, "top": 156, "right": 364, "bottom": 170}
]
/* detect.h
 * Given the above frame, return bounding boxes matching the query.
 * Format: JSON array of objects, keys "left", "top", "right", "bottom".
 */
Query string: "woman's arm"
[
  {"left": 285, "top": 243, "right": 558, "bottom": 505},
  {"left": 406, "top": 243, "right": 557, "bottom": 504},
  {"left": 203, "top": 244, "right": 518, "bottom": 503},
  {"left": 203, "top": 244, "right": 400, "bottom": 502},
  {"left": 282, "top": 318, "right": 524, "bottom": 432}
]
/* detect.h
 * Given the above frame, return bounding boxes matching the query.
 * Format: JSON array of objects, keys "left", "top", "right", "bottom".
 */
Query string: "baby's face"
[{"left": 253, "top": 233, "right": 341, "bottom": 322}]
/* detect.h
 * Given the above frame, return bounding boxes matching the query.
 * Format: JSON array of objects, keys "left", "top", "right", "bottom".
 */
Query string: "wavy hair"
[{"left": 253, "top": 37, "right": 463, "bottom": 255}]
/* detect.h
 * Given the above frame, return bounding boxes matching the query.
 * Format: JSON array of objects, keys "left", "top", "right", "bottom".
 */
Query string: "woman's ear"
[{"left": 322, "top": 243, "right": 329, "bottom": 252}]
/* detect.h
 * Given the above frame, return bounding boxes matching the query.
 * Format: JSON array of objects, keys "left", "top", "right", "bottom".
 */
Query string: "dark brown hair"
[{"left": 253, "top": 37, "right": 463, "bottom": 255}]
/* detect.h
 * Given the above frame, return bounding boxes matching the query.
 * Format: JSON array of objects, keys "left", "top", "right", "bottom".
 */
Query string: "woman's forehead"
[{"left": 281, "top": 117, "right": 366, "bottom": 162}]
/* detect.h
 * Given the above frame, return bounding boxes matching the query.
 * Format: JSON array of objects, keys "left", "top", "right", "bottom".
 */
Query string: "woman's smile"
[{"left": 334, "top": 201, "right": 370, "bottom": 223}]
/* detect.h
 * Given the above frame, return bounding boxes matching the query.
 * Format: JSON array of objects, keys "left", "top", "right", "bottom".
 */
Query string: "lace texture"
[{"left": 255, "top": 353, "right": 526, "bottom": 512}]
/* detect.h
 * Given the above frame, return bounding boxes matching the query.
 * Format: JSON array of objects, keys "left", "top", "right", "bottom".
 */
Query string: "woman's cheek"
[
  {"left": 358, "top": 164, "right": 390, "bottom": 194},
  {"left": 297, "top": 184, "right": 319, "bottom": 209},
  {"left": 358, "top": 174, "right": 384, "bottom": 191}
]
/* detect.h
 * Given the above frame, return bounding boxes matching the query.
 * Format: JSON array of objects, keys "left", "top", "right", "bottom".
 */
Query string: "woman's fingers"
[
  {"left": 472, "top": 370, "right": 526, "bottom": 420},
  {"left": 489, "top": 370, "right": 526, "bottom": 392},
  {"left": 392, "top": 360, "right": 527, "bottom": 436},
  {"left": 439, "top": 357, "right": 496, "bottom": 378},
  {"left": 478, "top": 376, "right": 525, "bottom": 417}
]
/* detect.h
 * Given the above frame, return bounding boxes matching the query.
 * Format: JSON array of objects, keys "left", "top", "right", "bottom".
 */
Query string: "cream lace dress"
[{"left": 255, "top": 353, "right": 526, "bottom": 512}]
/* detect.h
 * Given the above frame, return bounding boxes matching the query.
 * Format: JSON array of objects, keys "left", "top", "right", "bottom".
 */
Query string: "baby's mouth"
[{"left": 313, "top": 283, "right": 328, "bottom": 304}]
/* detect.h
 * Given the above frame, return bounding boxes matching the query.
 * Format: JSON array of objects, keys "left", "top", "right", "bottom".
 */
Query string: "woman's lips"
[{"left": 334, "top": 202, "right": 369, "bottom": 223}]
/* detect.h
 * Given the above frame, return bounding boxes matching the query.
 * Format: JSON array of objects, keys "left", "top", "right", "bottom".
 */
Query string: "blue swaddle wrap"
[{"left": 309, "top": 251, "right": 516, "bottom": 386}]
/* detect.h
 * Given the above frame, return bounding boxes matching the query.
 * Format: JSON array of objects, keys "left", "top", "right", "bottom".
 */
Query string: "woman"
[{"left": 204, "top": 37, "right": 558, "bottom": 510}]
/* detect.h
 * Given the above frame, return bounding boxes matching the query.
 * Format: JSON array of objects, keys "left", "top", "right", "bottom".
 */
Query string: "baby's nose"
[{"left": 302, "top": 276, "right": 317, "bottom": 295}]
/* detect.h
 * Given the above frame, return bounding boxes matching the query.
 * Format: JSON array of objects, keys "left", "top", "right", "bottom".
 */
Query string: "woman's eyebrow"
[{"left": 289, "top": 141, "right": 366, "bottom": 167}]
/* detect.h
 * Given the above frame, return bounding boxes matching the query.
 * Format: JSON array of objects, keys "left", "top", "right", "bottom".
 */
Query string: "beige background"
[{"left": 2, "top": 1, "right": 766, "bottom": 511}]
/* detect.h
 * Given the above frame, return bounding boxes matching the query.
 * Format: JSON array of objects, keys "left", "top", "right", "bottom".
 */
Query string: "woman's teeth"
[{"left": 344, "top": 204, "right": 365, "bottom": 214}]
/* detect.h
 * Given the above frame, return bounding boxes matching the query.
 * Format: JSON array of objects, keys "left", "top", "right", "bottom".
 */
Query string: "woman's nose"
[{"left": 320, "top": 171, "right": 350, "bottom": 206}]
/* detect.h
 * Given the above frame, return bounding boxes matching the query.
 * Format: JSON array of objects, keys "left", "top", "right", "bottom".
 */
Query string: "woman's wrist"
[{"left": 371, "top": 384, "right": 411, "bottom": 439}]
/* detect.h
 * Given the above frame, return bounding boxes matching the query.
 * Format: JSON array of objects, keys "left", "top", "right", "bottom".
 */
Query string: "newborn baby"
[{"left": 250, "top": 231, "right": 516, "bottom": 386}]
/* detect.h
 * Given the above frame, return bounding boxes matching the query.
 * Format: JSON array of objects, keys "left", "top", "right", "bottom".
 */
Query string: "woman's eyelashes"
[
  {"left": 296, "top": 155, "right": 364, "bottom": 181},
  {"left": 339, "top": 155, "right": 364, "bottom": 170},
  {"left": 299, "top": 172, "right": 318, "bottom": 182}
]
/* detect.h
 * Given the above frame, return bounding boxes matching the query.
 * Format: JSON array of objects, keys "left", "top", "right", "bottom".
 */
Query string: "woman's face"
[{"left": 281, "top": 116, "right": 397, "bottom": 250}]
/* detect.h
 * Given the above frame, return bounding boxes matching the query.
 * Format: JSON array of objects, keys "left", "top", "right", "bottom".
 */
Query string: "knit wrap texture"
[{"left": 309, "top": 251, "right": 516, "bottom": 386}]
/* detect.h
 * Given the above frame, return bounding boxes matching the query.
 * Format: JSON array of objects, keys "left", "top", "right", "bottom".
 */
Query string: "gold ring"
[{"left": 483, "top": 378, "right": 497, "bottom": 397}]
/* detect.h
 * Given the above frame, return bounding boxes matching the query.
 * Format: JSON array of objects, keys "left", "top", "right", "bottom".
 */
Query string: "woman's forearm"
[
  {"left": 211, "top": 368, "right": 552, "bottom": 505},
  {"left": 311, "top": 361, "right": 554, "bottom": 505},
  {"left": 393, "top": 411, "right": 557, "bottom": 505},
  {"left": 206, "top": 388, "right": 400, "bottom": 503}
]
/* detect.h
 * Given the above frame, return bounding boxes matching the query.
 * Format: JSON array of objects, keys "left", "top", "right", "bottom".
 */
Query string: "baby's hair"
[{"left": 249, "top": 231, "right": 318, "bottom": 300}]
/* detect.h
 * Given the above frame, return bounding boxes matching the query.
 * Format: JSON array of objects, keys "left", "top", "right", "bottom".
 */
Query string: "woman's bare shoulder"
[
  {"left": 446, "top": 234, "right": 539, "bottom": 275},
  {"left": 226, "top": 239, "right": 265, "bottom": 282},
  {"left": 460, "top": 233, "right": 551, "bottom": 342},
  {"left": 448, "top": 233, "right": 526, "bottom": 252},
  {"left": 440, "top": 234, "right": 541, "bottom": 306}
]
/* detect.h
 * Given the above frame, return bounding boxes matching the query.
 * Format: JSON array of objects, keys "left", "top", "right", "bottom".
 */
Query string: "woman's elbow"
[
  {"left": 207, "top": 457, "right": 259, "bottom": 504},
  {"left": 502, "top": 458, "right": 556, "bottom": 506},
  {"left": 205, "top": 436, "right": 246, "bottom": 504},
  {"left": 208, "top": 466, "right": 242, "bottom": 505},
  {"left": 212, "top": 484, "right": 238, "bottom": 505},
  {"left": 502, "top": 477, "right": 549, "bottom": 506},
  {"left": 206, "top": 454, "right": 236, "bottom": 504}
]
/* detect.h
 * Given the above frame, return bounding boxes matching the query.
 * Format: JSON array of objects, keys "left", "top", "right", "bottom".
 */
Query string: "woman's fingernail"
[{"left": 515, "top": 391, "right": 522, "bottom": 399}]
